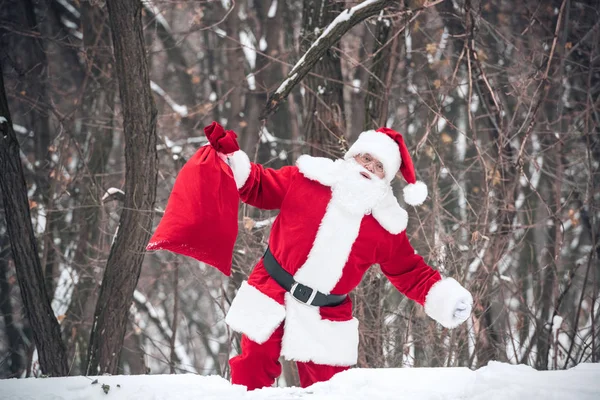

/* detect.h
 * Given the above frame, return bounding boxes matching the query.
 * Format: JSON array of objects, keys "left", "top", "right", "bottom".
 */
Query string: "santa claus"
[{"left": 214, "top": 127, "right": 473, "bottom": 390}]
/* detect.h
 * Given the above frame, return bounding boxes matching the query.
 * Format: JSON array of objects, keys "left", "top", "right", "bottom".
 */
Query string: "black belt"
[{"left": 262, "top": 247, "right": 347, "bottom": 307}]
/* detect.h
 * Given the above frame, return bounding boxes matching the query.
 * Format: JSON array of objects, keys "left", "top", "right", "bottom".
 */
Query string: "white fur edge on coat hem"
[
  {"left": 225, "top": 281, "right": 286, "bottom": 344},
  {"left": 228, "top": 150, "right": 251, "bottom": 189},
  {"left": 424, "top": 278, "right": 472, "bottom": 329},
  {"left": 281, "top": 294, "right": 359, "bottom": 366}
]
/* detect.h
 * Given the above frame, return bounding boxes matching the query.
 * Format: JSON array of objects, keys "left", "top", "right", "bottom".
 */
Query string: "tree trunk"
[
  {"left": 301, "top": 0, "right": 345, "bottom": 158},
  {"left": 0, "top": 236, "right": 25, "bottom": 377},
  {"left": 0, "top": 65, "right": 69, "bottom": 377},
  {"left": 364, "top": 17, "right": 394, "bottom": 130},
  {"left": 61, "top": 0, "right": 116, "bottom": 374},
  {"left": 0, "top": 0, "right": 58, "bottom": 302},
  {"left": 86, "top": 0, "right": 158, "bottom": 375}
]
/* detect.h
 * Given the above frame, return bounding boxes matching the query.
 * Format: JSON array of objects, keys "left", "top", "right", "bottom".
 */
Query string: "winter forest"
[{"left": 0, "top": 0, "right": 599, "bottom": 388}]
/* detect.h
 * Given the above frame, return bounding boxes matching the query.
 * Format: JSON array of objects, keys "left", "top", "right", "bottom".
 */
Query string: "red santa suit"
[{"left": 223, "top": 128, "right": 473, "bottom": 390}]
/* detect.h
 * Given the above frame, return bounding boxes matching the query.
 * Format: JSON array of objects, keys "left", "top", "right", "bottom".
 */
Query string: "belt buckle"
[{"left": 290, "top": 282, "right": 317, "bottom": 306}]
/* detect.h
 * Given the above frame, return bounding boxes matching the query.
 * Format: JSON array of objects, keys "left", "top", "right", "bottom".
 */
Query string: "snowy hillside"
[{"left": 1, "top": 362, "right": 599, "bottom": 400}]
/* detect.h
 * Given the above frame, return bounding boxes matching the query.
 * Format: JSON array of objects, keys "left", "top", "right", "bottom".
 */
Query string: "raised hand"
[{"left": 204, "top": 121, "right": 240, "bottom": 154}]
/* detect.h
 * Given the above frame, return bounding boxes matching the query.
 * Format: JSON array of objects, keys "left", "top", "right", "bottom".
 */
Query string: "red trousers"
[{"left": 230, "top": 324, "right": 349, "bottom": 390}]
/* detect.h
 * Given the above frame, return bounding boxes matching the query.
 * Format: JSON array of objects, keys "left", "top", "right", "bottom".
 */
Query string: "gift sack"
[{"left": 147, "top": 122, "right": 241, "bottom": 275}]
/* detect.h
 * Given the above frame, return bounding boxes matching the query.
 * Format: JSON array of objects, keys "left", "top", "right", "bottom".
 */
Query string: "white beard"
[{"left": 330, "top": 158, "right": 390, "bottom": 215}]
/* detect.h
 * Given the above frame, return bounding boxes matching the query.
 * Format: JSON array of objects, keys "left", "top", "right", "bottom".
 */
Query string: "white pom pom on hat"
[{"left": 344, "top": 127, "right": 428, "bottom": 206}]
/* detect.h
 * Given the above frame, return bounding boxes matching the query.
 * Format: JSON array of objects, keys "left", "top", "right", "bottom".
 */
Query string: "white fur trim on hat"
[
  {"left": 424, "top": 278, "right": 473, "bottom": 329},
  {"left": 403, "top": 180, "right": 428, "bottom": 206},
  {"left": 227, "top": 150, "right": 251, "bottom": 189},
  {"left": 344, "top": 130, "right": 401, "bottom": 182}
]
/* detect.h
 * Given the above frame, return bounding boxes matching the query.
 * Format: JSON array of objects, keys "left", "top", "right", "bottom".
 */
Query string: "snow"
[
  {"left": 239, "top": 30, "right": 256, "bottom": 69},
  {"left": 254, "top": 216, "right": 277, "bottom": 229},
  {"left": 552, "top": 315, "right": 564, "bottom": 334},
  {"left": 268, "top": 0, "right": 278, "bottom": 18},
  {"left": 132, "top": 291, "right": 198, "bottom": 373},
  {"left": 51, "top": 263, "right": 78, "bottom": 317},
  {"left": 352, "top": 79, "right": 361, "bottom": 93},
  {"left": 13, "top": 124, "right": 28, "bottom": 134},
  {"left": 143, "top": 0, "right": 171, "bottom": 32},
  {"left": 0, "top": 116, "right": 7, "bottom": 123},
  {"left": 274, "top": 0, "right": 383, "bottom": 96},
  {"left": 1, "top": 362, "right": 598, "bottom": 399},
  {"left": 275, "top": 73, "right": 298, "bottom": 95},
  {"left": 56, "top": 0, "right": 80, "bottom": 18},
  {"left": 101, "top": 187, "right": 125, "bottom": 201},
  {"left": 259, "top": 126, "right": 277, "bottom": 143},
  {"left": 259, "top": 36, "right": 268, "bottom": 51},
  {"left": 247, "top": 73, "right": 256, "bottom": 90},
  {"left": 150, "top": 81, "right": 189, "bottom": 117},
  {"left": 60, "top": 16, "right": 78, "bottom": 30}
]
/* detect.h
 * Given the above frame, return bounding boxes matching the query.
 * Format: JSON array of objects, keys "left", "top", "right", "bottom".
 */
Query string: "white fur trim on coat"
[
  {"left": 225, "top": 281, "right": 286, "bottom": 343},
  {"left": 296, "top": 155, "right": 340, "bottom": 187},
  {"left": 293, "top": 197, "right": 363, "bottom": 294},
  {"left": 424, "top": 278, "right": 473, "bottom": 329},
  {"left": 227, "top": 150, "right": 251, "bottom": 189},
  {"left": 344, "top": 130, "right": 401, "bottom": 182},
  {"left": 281, "top": 294, "right": 359, "bottom": 366},
  {"left": 403, "top": 180, "right": 428, "bottom": 206},
  {"left": 371, "top": 190, "right": 408, "bottom": 234},
  {"left": 296, "top": 155, "right": 408, "bottom": 235}
]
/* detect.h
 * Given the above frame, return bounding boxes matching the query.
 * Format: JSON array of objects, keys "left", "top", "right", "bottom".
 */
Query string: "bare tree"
[
  {"left": 61, "top": 0, "right": 116, "bottom": 374},
  {"left": 1, "top": 0, "right": 598, "bottom": 381},
  {"left": 0, "top": 64, "right": 69, "bottom": 377},
  {"left": 86, "top": 0, "right": 158, "bottom": 375}
]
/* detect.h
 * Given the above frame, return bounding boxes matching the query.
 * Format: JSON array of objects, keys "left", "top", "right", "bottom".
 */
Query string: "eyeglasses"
[{"left": 357, "top": 153, "right": 384, "bottom": 174}]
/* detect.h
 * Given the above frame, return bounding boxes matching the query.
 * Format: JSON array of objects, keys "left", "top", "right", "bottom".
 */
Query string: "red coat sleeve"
[
  {"left": 238, "top": 163, "right": 298, "bottom": 210},
  {"left": 226, "top": 149, "right": 298, "bottom": 210},
  {"left": 379, "top": 232, "right": 441, "bottom": 305}
]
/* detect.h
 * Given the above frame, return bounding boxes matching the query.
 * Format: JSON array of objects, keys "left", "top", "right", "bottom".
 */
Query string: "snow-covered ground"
[{"left": 1, "top": 361, "right": 598, "bottom": 400}]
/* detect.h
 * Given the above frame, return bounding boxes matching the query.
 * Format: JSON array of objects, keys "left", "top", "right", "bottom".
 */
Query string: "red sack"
[{"left": 146, "top": 122, "right": 240, "bottom": 275}]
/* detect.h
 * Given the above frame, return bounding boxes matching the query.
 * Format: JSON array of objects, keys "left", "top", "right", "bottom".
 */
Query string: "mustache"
[{"left": 351, "top": 161, "right": 380, "bottom": 181}]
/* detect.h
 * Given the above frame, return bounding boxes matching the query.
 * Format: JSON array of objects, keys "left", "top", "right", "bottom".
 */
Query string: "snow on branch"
[
  {"left": 102, "top": 187, "right": 125, "bottom": 203},
  {"left": 142, "top": 0, "right": 172, "bottom": 33},
  {"left": 261, "top": 0, "right": 395, "bottom": 119},
  {"left": 133, "top": 290, "right": 198, "bottom": 374},
  {"left": 150, "top": 81, "right": 189, "bottom": 117},
  {"left": 261, "top": 0, "right": 443, "bottom": 120}
]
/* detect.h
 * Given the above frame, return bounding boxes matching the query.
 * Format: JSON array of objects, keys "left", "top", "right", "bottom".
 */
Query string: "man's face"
[{"left": 354, "top": 153, "right": 385, "bottom": 180}]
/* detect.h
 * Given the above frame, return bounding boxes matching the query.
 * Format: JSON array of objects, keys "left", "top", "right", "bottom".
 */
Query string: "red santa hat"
[{"left": 344, "top": 127, "right": 428, "bottom": 206}]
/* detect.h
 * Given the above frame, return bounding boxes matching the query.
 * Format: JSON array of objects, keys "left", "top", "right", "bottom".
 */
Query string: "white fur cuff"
[
  {"left": 424, "top": 278, "right": 473, "bottom": 329},
  {"left": 227, "top": 150, "right": 251, "bottom": 189},
  {"left": 225, "top": 281, "right": 286, "bottom": 343}
]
